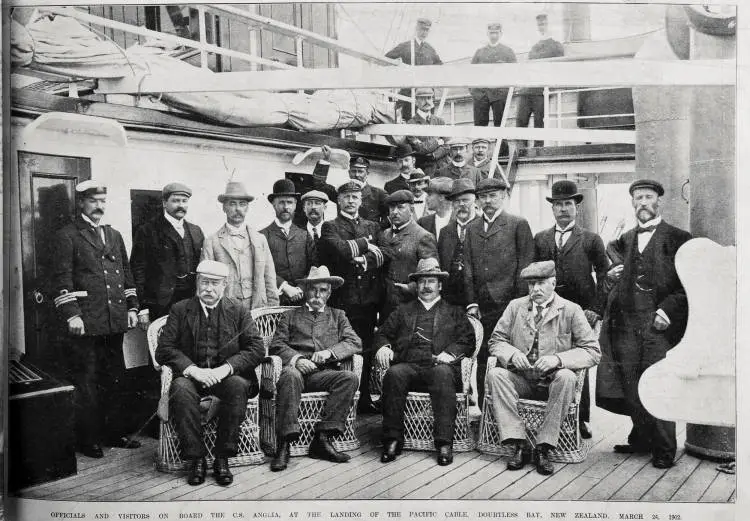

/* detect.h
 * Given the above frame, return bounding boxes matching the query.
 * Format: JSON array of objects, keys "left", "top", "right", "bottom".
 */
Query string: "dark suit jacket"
[
  {"left": 155, "top": 296, "right": 265, "bottom": 382},
  {"left": 374, "top": 299, "right": 474, "bottom": 364},
  {"left": 384, "top": 174, "right": 411, "bottom": 195},
  {"left": 417, "top": 213, "right": 437, "bottom": 237},
  {"left": 131, "top": 214, "right": 204, "bottom": 317},
  {"left": 463, "top": 212, "right": 534, "bottom": 316},
  {"left": 385, "top": 39, "right": 443, "bottom": 66},
  {"left": 319, "top": 214, "right": 384, "bottom": 309},
  {"left": 406, "top": 113, "right": 449, "bottom": 175},
  {"left": 259, "top": 221, "right": 316, "bottom": 289},
  {"left": 52, "top": 216, "right": 139, "bottom": 336},
  {"left": 291, "top": 160, "right": 338, "bottom": 228},
  {"left": 269, "top": 306, "right": 362, "bottom": 367},
  {"left": 534, "top": 224, "right": 609, "bottom": 314},
  {"left": 470, "top": 43, "right": 517, "bottom": 102},
  {"left": 436, "top": 217, "right": 476, "bottom": 307},
  {"left": 378, "top": 220, "right": 438, "bottom": 309},
  {"left": 360, "top": 184, "right": 389, "bottom": 228},
  {"left": 435, "top": 163, "right": 483, "bottom": 185}
]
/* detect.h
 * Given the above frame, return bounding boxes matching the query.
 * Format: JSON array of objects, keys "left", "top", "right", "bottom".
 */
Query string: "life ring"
[{"left": 684, "top": 5, "right": 736, "bottom": 36}]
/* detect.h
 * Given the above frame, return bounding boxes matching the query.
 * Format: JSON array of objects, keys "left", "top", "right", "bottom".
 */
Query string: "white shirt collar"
[
  {"left": 307, "top": 221, "right": 323, "bottom": 234},
  {"left": 451, "top": 159, "right": 467, "bottom": 168},
  {"left": 638, "top": 216, "right": 662, "bottom": 229},
  {"left": 305, "top": 303, "right": 326, "bottom": 313},
  {"left": 416, "top": 108, "right": 432, "bottom": 120},
  {"left": 393, "top": 221, "right": 411, "bottom": 232},
  {"left": 275, "top": 218, "right": 292, "bottom": 233},
  {"left": 340, "top": 210, "right": 359, "bottom": 221},
  {"left": 556, "top": 221, "right": 576, "bottom": 233},
  {"left": 226, "top": 222, "right": 245, "bottom": 233},
  {"left": 473, "top": 157, "right": 487, "bottom": 166},
  {"left": 418, "top": 296, "right": 441, "bottom": 310},
  {"left": 81, "top": 213, "right": 101, "bottom": 228},
  {"left": 414, "top": 193, "right": 426, "bottom": 201},
  {"left": 164, "top": 211, "right": 184, "bottom": 228},
  {"left": 482, "top": 209, "right": 503, "bottom": 224},
  {"left": 457, "top": 213, "right": 476, "bottom": 227},
  {"left": 400, "top": 172, "right": 411, "bottom": 180},
  {"left": 531, "top": 293, "right": 555, "bottom": 313},
  {"left": 199, "top": 299, "right": 220, "bottom": 318}
]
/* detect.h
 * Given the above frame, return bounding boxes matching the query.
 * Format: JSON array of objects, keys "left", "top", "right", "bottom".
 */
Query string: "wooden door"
[{"left": 18, "top": 152, "right": 91, "bottom": 374}]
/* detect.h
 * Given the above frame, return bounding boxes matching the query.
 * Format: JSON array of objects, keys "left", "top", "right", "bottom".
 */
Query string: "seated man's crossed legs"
[
  {"left": 487, "top": 366, "right": 577, "bottom": 475},
  {"left": 271, "top": 365, "right": 359, "bottom": 471},
  {"left": 381, "top": 362, "right": 460, "bottom": 466}
]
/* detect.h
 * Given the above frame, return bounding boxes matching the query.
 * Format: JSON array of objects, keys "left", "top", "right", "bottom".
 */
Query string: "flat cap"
[
  {"left": 426, "top": 177, "right": 454, "bottom": 195},
  {"left": 75, "top": 180, "right": 107, "bottom": 196},
  {"left": 629, "top": 179, "right": 664, "bottom": 196},
  {"left": 301, "top": 190, "right": 330, "bottom": 203},
  {"left": 337, "top": 180, "right": 364, "bottom": 195},
  {"left": 196, "top": 260, "right": 229, "bottom": 279},
  {"left": 520, "top": 260, "right": 556, "bottom": 281},
  {"left": 447, "top": 137, "right": 471, "bottom": 147},
  {"left": 472, "top": 138, "right": 491, "bottom": 146},
  {"left": 475, "top": 177, "right": 508, "bottom": 194},
  {"left": 385, "top": 189, "right": 415, "bottom": 205},
  {"left": 350, "top": 156, "right": 370, "bottom": 168},
  {"left": 414, "top": 87, "right": 435, "bottom": 97},
  {"left": 448, "top": 178, "right": 476, "bottom": 199},
  {"left": 162, "top": 182, "right": 192, "bottom": 198},
  {"left": 407, "top": 169, "right": 430, "bottom": 183},
  {"left": 416, "top": 17, "right": 432, "bottom": 27},
  {"left": 487, "top": 23, "right": 502, "bottom": 31}
]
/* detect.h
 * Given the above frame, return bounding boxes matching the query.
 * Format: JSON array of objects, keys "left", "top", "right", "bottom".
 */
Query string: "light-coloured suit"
[
  {"left": 487, "top": 293, "right": 600, "bottom": 447},
  {"left": 201, "top": 223, "right": 280, "bottom": 309}
]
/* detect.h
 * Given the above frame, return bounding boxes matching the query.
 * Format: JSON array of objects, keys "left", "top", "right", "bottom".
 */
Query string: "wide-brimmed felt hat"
[
  {"left": 520, "top": 260, "right": 556, "bottom": 281},
  {"left": 218, "top": 181, "right": 254, "bottom": 203},
  {"left": 546, "top": 180, "right": 583, "bottom": 204},
  {"left": 395, "top": 143, "right": 416, "bottom": 159},
  {"left": 267, "top": 179, "right": 300, "bottom": 203},
  {"left": 475, "top": 177, "right": 508, "bottom": 194},
  {"left": 296, "top": 265, "right": 344, "bottom": 289},
  {"left": 448, "top": 178, "right": 476, "bottom": 200},
  {"left": 162, "top": 182, "right": 192, "bottom": 199},
  {"left": 629, "top": 179, "right": 665, "bottom": 196},
  {"left": 408, "top": 257, "right": 449, "bottom": 282},
  {"left": 385, "top": 189, "right": 415, "bottom": 205}
]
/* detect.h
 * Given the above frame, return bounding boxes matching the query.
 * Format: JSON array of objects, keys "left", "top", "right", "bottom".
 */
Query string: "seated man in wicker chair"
[
  {"left": 269, "top": 266, "right": 362, "bottom": 471},
  {"left": 156, "top": 260, "right": 265, "bottom": 487},
  {"left": 375, "top": 258, "right": 475, "bottom": 466},
  {"left": 486, "top": 260, "right": 600, "bottom": 475}
]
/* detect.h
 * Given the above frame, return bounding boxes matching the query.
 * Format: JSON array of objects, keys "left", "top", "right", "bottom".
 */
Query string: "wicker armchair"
[
  {"left": 146, "top": 308, "right": 295, "bottom": 472},
  {"left": 374, "top": 315, "right": 483, "bottom": 452},
  {"left": 477, "top": 356, "right": 591, "bottom": 463}
]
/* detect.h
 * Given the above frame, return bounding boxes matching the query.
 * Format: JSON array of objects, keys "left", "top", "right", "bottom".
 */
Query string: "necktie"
[
  {"left": 637, "top": 225, "right": 656, "bottom": 234},
  {"left": 312, "top": 226, "right": 319, "bottom": 242},
  {"left": 93, "top": 226, "right": 105, "bottom": 245},
  {"left": 534, "top": 304, "right": 545, "bottom": 326},
  {"left": 205, "top": 307, "right": 213, "bottom": 321},
  {"left": 483, "top": 218, "right": 491, "bottom": 232},
  {"left": 556, "top": 229, "right": 569, "bottom": 250},
  {"left": 457, "top": 222, "right": 467, "bottom": 242},
  {"left": 311, "top": 310, "right": 320, "bottom": 319},
  {"left": 527, "top": 305, "right": 546, "bottom": 365}
]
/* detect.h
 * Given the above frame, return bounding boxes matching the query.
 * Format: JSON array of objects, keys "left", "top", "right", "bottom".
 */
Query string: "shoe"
[
  {"left": 187, "top": 457, "right": 207, "bottom": 486},
  {"left": 534, "top": 445, "right": 555, "bottom": 475},
  {"left": 579, "top": 422, "right": 593, "bottom": 439},
  {"left": 309, "top": 432, "right": 351, "bottom": 463},
  {"left": 213, "top": 457, "right": 233, "bottom": 486},
  {"left": 437, "top": 444, "right": 453, "bottom": 466},
  {"left": 614, "top": 444, "right": 650, "bottom": 454},
  {"left": 652, "top": 455, "right": 675, "bottom": 469},
  {"left": 505, "top": 440, "right": 530, "bottom": 471},
  {"left": 270, "top": 439, "right": 291, "bottom": 472},
  {"left": 380, "top": 439, "right": 402, "bottom": 463},
  {"left": 79, "top": 443, "right": 104, "bottom": 459},
  {"left": 107, "top": 436, "right": 141, "bottom": 449}
]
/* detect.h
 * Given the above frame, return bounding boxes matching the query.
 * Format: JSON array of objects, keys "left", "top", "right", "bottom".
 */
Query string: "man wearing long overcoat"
[
  {"left": 533, "top": 180, "right": 609, "bottom": 438},
  {"left": 596, "top": 179, "right": 691, "bottom": 469}
]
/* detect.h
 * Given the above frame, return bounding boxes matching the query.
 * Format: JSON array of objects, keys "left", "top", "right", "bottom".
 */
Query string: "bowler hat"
[
  {"left": 448, "top": 178, "right": 476, "bottom": 200},
  {"left": 395, "top": 143, "right": 416, "bottom": 159},
  {"left": 475, "top": 177, "right": 508, "bottom": 194},
  {"left": 76, "top": 180, "right": 106, "bottom": 197},
  {"left": 162, "top": 182, "right": 192, "bottom": 199},
  {"left": 546, "top": 180, "right": 583, "bottom": 204},
  {"left": 629, "top": 179, "right": 665, "bottom": 196},
  {"left": 350, "top": 156, "right": 370, "bottom": 169},
  {"left": 426, "top": 177, "right": 454, "bottom": 195},
  {"left": 385, "top": 189, "right": 415, "bottom": 206},
  {"left": 408, "top": 257, "right": 449, "bottom": 282},
  {"left": 520, "top": 260, "right": 556, "bottom": 281},
  {"left": 218, "top": 181, "right": 254, "bottom": 203},
  {"left": 196, "top": 260, "right": 230, "bottom": 279},
  {"left": 267, "top": 179, "right": 300, "bottom": 203},
  {"left": 301, "top": 190, "right": 329, "bottom": 203},
  {"left": 296, "top": 265, "right": 344, "bottom": 290}
]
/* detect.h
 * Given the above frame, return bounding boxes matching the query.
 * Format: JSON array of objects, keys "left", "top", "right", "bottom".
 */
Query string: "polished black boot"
[
  {"left": 380, "top": 439, "right": 402, "bottom": 463},
  {"left": 187, "top": 457, "right": 207, "bottom": 486},
  {"left": 309, "top": 432, "right": 351, "bottom": 463},
  {"left": 270, "top": 438, "right": 291, "bottom": 472},
  {"left": 437, "top": 444, "right": 453, "bottom": 466},
  {"left": 213, "top": 457, "right": 233, "bottom": 486}
]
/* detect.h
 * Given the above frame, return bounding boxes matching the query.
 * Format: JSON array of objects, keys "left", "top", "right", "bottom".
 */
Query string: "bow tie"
[
  {"left": 413, "top": 200, "right": 424, "bottom": 205},
  {"left": 637, "top": 225, "right": 656, "bottom": 234}
]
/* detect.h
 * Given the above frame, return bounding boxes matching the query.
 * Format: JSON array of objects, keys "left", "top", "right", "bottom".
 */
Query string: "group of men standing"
[
  {"left": 386, "top": 13, "right": 564, "bottom": 148},
  {"left": 52, "top": 132, "right": 690, "bottom": 485}
]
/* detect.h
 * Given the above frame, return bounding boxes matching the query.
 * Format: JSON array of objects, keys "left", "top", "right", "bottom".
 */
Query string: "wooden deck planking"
[{"left": 15, "top": 412, "right": 735, "bottom": 503}]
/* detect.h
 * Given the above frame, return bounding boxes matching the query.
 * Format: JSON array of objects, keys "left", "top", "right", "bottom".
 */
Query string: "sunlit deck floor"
[{"left": 15, "top": 400, "right": 735, "bottom": 503}]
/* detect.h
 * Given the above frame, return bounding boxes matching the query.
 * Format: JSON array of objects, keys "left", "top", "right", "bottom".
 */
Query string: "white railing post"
[
  {"left": 197, "top": 6, "right": 208, "bottom": 69},
  {"left": 249, "top": 29, "right": 259, "bottom": 71},
  {"left": 556, "top": 91, "right": 563, "bottom": 146},
  {"left": 450, "top": 101, "right": 455, "bottom": 125}
]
